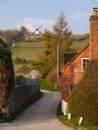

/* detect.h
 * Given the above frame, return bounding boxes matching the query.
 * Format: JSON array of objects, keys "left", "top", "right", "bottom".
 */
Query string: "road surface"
[{"left": 0, "top": 90, "right": 74, "bottom": 130}]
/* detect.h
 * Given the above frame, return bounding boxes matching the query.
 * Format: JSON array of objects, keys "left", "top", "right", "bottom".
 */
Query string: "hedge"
[{"left": 68, "top": 60, "right": 98, "bottom": 125}]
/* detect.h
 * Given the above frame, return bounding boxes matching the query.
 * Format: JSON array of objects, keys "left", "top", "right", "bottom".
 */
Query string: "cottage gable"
[
  {"left": 60, "top": 8, "right": 98, "bottom": 108},
  {"left": 60, "top": 45, "right": 89, "bottom": 101}
]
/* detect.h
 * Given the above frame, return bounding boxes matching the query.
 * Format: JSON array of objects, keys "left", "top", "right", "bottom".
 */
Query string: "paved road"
[{"left": 0, "top": 90, "right": 74, "bottom": 130}]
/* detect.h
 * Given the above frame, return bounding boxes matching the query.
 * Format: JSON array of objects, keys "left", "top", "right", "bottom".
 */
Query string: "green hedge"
[
  {"left": 68, "top": 60, "right": 98, "bottom": 125},
  {"left": 0, "top": 41, "right": 14, "bottom": 91},
  {"left": 40, "top": 79, "right": 60, "bottom": 91}
]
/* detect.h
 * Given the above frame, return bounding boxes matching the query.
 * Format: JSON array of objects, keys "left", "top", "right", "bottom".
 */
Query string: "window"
[
  {"left": 69, "top": 85, "right": 74, "bottom": 92},
  {"left": 81, "top": 58, "right": 90, "bottom": 71}
]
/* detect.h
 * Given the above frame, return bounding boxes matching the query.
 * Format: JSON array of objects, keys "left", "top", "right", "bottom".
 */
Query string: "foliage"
[
  {"left": 46, "top": 69, "right": 57, "bottom": 84},
  {"left": 71, "top": 33, "right": 89, "bottom": 42},
  {"left": 16, "top": 65, "right": 31, "bottom": 75},
  {"left": 70, "top": 33, "right": 89, "bottom": 52},
  {"left": 53, "top": 12, "right": 71, "bottom": 36},
  {"left": 0, "top": 42, "right": 14, "bottom": 91},
  {"left": 20, "top": 26, "right": 28, "bottom": 35},
  {"left": 57, "top": 102, "right": 98, "bottom": 130},
  {"left": 40, "top": 79, "right": 60, "bottom": 91},
  {"left": 53, "top": 12, "right": 72, "bottom": 66},
  {"left": 36, "top": 12, "right": 72, "bottom": 78},
  {"left": 0, "top": 40, "right": 14, "bottom": 109},
  {"left": 68, "top": 60, "right": 98, "bottom": 125},
  {"left": 0, "top": 29, "right": 25, "bottom": 46},
  {"left": 13, "top": 57, "right": 32, "bottom": 64}
]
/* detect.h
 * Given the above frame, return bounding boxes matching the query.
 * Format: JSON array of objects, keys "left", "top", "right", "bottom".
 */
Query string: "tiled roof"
[
  {"left": 64, "top": 52, "right": 77, "bottom": 65},
  {"left": 61, "top": 44, "right": 89, "bottom": 71}
]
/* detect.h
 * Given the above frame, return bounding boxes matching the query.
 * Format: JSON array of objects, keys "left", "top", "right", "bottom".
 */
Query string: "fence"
[{"left": 5, "top": 78, "right": 40, "bottom": 115}]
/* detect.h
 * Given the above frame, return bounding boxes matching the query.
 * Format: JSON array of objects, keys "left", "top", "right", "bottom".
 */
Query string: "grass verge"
[
  {"left": 40, "top": 79, "right": 60, "bottom": 91},
  {"left": 57, "top": 101, "right": 98, "bottom": 130},
  {"left": 0, "top": 91, "right": 43, "bottom": 123}
]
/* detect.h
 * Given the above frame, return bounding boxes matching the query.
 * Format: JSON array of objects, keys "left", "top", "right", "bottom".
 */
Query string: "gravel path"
[{"left": 0, "top": 90, "right": 74, "bottom": 130}]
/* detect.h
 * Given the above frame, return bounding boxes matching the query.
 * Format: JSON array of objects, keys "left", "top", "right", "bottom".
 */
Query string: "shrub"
[
  {"left": 0, "top": 40, "right": 14, "bottom": 108},
  {"left": 16, "top": 65, "right": 31, "bottom": 75},
  {"left": 46, "top": 69, "right": 57, "bottom": 84},
  {"left": 40, "top": 79, "right": 60, "bottom": 91},
  {"left": 68, "top": 60, "right": 98, "bottom": 125},
  {"left": 0, "top": 42, "right": 14, "bottom": 91}
]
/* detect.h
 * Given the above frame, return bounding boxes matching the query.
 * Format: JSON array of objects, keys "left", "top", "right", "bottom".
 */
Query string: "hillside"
[
  {"left": 70, "top": 33, "right": 89, "bottom": 52},
  {"left": 11, "top": 33, "right": 89, "bottom": 60},
  {"left": 10, "top": 33, "right": 89, "bottom": 73},
  {"left": 11, "top": 41, "right": 46, "bottom": 61}
]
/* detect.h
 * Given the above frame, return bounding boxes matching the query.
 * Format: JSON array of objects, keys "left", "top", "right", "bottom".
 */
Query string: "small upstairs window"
[
  {"left": 69, "top": 85, "right": 74, "bottom": 92},
  {"left": 81, "top": 58, "right": 90, "bottom": 71}
]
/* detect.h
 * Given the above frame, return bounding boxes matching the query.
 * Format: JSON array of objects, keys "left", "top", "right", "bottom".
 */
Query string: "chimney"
[
  {"left": 89, "top": 8, "right": 98, "bottom": 60},
  {"left": 93, "top": 7, "right": 98, "bottom": 16}
]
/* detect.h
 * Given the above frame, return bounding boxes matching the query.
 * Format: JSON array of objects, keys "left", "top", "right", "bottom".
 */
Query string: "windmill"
[{"left": 33, "top": 25, "right": 42, "bottom": 35}]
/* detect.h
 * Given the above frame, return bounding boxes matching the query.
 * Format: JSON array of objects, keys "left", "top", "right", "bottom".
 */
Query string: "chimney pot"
[{"left": 93, "top": 7, "right": 98, "bottom": 16}]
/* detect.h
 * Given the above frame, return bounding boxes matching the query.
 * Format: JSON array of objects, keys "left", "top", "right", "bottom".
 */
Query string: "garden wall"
[{"left": 5, "top": 78, "right": 40, "bottom": 115}]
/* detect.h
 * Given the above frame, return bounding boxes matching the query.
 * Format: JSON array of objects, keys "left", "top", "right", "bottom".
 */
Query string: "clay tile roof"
[
  {"left": 64, "top": 52, "right": 78, "bottom": 65},
  {"left": 61, "top": 44, "right": 89, "bottom": 71}
]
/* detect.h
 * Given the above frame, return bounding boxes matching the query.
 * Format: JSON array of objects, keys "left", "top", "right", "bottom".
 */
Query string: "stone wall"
[{"left": 5, "top": 78, "right": 40, "bottom": 115}]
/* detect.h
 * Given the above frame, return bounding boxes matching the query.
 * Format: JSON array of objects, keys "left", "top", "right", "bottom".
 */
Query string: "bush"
[
  {"left": 13, "top": 57, "right": 32, "bottom": 64},
  {"left": 16, "top": 65, "right": 31, "bottom": 75},
  {"left": 0, "top": 40, "right": 14, "bottom": 109},
  {"left": 46, "top": 69, "right": 57, "bottom": 84},
  {"left": 68, "top": 60, "right": 98, "bottom": 125},
  {"left": 40, "top": 79, "right": 60, "bottom": 91},
  {"left": 0, "top": 42, "right": 14, "bottom": 91}
]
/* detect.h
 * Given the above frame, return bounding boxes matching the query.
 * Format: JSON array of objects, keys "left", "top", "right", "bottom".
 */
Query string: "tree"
[
  {"left": 53, "top": 12, "right": 72, "bottom": 67},
  {"left": 32, "top": 13, "right": 72, "bottom": 83},
  {"left": 0, "top": 29, "right": 25, "bottom": 46},
  {"left": 53, "top": 12, "right": 71, "bottom": 44},
  {"left": 20, "top": 26, "right": 27, "bottom": 36},
  {"left": 35, "top": 30, "right": 55, "bottom": 78}
]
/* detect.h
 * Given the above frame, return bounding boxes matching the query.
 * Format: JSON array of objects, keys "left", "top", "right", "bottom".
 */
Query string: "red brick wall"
[
  {"left": 0, "top": 60, "right": 9, "bottom": 108},
  {"left": 60, "top": 10, "right": 98, "bottom": 102},
  {"left": 90, "top": 15, "right": 98, "bottom": 60},
  {"left": 60, "top": 46, "right": 89, "bottom": 101}
]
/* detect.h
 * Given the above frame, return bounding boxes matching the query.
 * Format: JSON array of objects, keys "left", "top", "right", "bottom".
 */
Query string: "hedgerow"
[
  {"left": 0, "top": 41, "right": 14, "bottom": 91},
  {"left": 68, "top": 60, "right": 98, "bottom": 125}
]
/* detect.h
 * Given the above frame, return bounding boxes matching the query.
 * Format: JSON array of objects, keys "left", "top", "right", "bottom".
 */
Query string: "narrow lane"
[{"left": 0, "top": 90, "right": 74, "bottom": 130}]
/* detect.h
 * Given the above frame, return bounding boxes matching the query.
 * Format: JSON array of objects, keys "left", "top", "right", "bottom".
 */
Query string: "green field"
[
  {"left": 11, "top": 35, "right": 88, "bottom": 73},
  {"left": 70, "top": 39, "right": 88, "bottom": 52},
  {"left": 12, "top": 38, "right": 88, "bottom": 61},
  {"left": 11, "top": 41, "right": 46, "bottom": 61}
]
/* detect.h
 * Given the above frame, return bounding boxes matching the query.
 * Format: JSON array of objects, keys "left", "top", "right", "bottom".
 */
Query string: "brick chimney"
[{"left": 89, "top": 8, "right": 98, "bottom": 60}]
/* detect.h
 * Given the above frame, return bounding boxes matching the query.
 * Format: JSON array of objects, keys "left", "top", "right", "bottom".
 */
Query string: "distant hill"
[
  {"left": 70, "top": 33, "right": 89, "bottom": 52},
  {"left": 11, "top": 33, "right": 89, "bottom": 61},
  {"left": 0, "top": 31, "right": 89, "bottom": 73}
]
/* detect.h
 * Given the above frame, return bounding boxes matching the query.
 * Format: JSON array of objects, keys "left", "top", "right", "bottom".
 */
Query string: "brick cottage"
[{"left": 60, "top": 8, "right": 98, "bottom": 115}]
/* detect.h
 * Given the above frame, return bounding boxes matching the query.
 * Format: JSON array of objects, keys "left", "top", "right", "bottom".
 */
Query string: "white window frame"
[{"left": 81, "top": 58, "right": 90, "bottom": 72}]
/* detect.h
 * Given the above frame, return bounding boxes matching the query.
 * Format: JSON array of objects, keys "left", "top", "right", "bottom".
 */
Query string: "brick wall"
[
  {"left": 60, "top": 9, "right": 98, "bottom": 102},
  {"left": 90, "top": 10, "right": 98, "bottom": 59},
  {"left": 60, "top": 46, "right": 89, "bottom": 101}
]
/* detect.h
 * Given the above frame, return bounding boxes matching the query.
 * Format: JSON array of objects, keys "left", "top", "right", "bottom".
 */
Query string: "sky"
[{"left": 0, "top": 0, "right": 98, "bottom": 34}]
